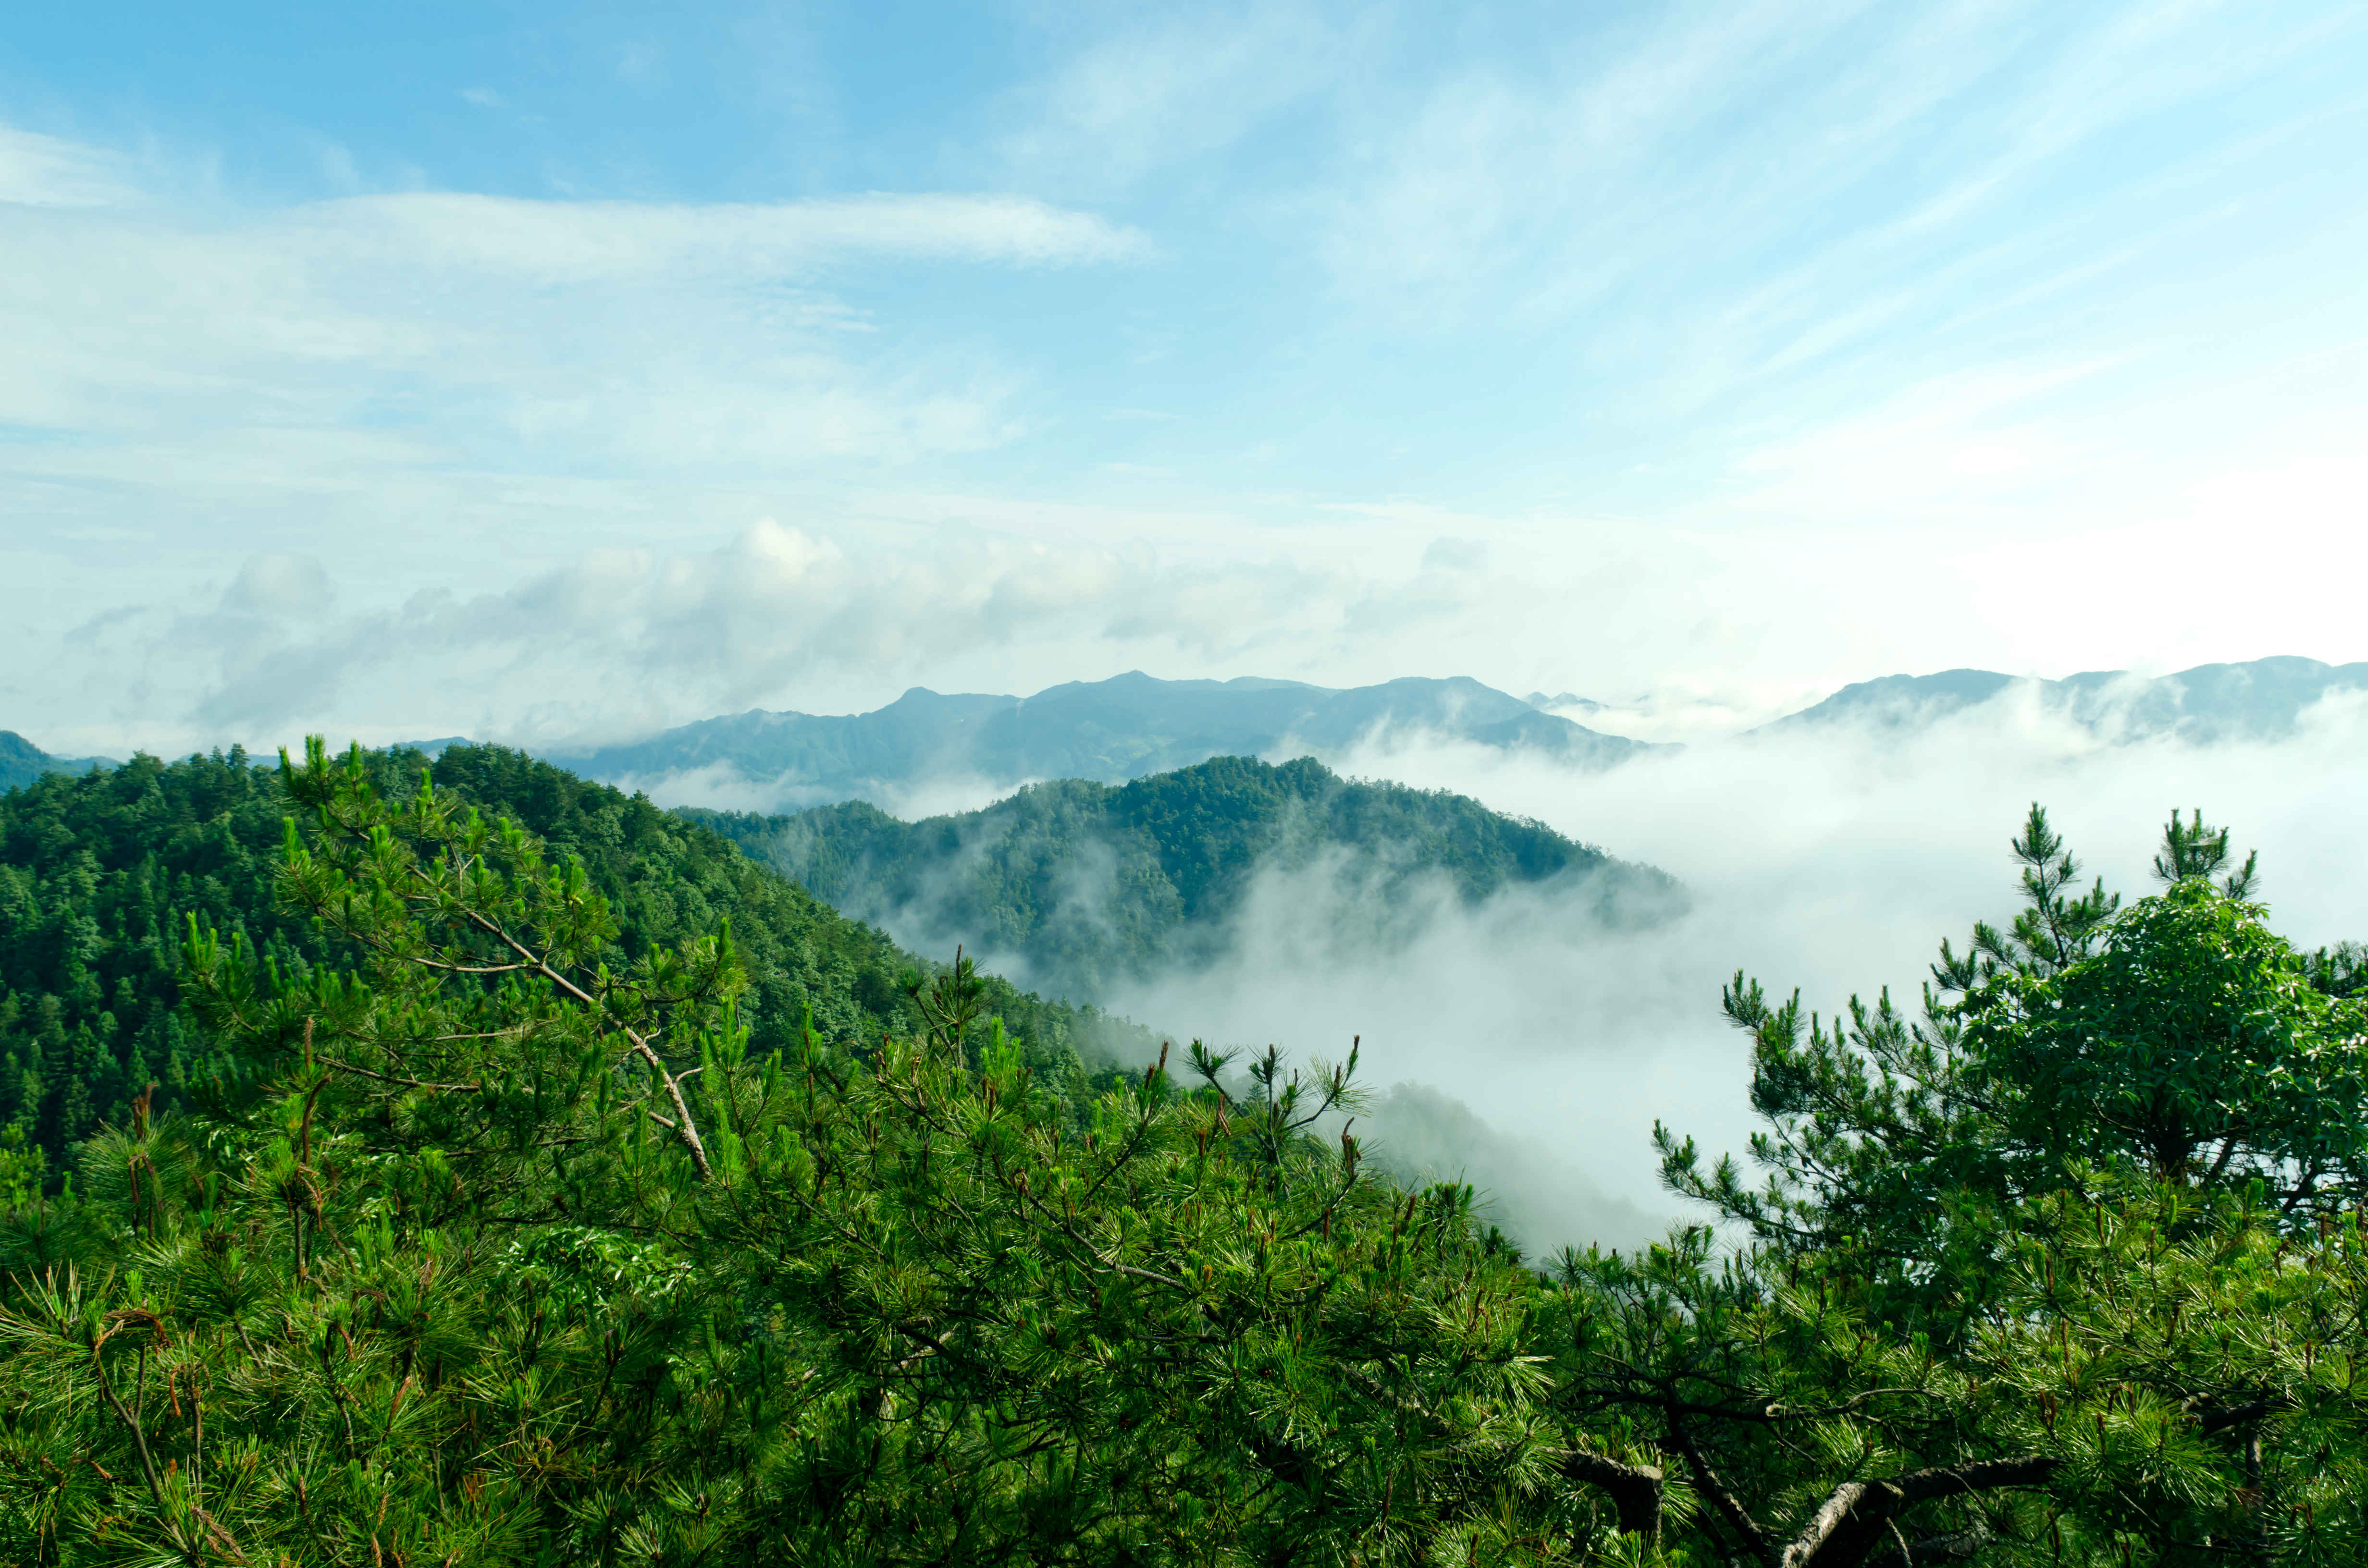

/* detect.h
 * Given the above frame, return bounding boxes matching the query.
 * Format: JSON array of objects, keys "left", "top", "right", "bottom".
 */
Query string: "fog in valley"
[
  {"left": 635, "top": 686, "right": 2368, "bottom": 1257},
  {"left": 16, "top": 2, "right": 2368, "bottom": 1546},
  {"left": 609, "top": 758, "right": 1046, "bottom": 826}
]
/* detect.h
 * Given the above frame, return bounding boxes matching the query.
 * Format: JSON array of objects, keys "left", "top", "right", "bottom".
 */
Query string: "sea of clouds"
[
  {"left": 1065, "top": 686, "right": 2368, "bottom": 1253},
  {"left": 531, "top": 682, "right": 2368, "bottom": 1257}
]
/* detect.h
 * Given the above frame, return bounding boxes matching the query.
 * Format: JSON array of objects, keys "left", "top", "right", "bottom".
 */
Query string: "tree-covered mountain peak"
[
  {"left": 686, "top": 752, "right": 1679, "bottom": 1007},
  {"left": 0, "top": 742, "right": 1151, "bottom": 1184}
]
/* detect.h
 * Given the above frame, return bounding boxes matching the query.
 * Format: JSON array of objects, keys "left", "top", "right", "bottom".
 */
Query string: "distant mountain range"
[
  {"left": 1757, "top": 656, "right": 2368, "bottom": 743},
  {"left": 550, "top": 672, "right": 1660, "bottom": 810},
  {"left": 16, "top": 655, "right": 2362, "bottom": 811},
  {"left": 565, "top": 657, "right": 2365, "bottom": 813},
  {"left": 687, "top": 754, "right": 1681, "bottom": 1006},
  {"left": 0, "top": 732, "right": 118, "bottom": 793}
]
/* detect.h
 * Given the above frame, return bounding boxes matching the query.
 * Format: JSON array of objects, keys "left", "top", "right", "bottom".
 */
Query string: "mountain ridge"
[
  {"left": 1757, "top": 654, "right": 2368, "bottom": 741},
  {"left": 17, "top": 654, "right": 2357, "bottom": 804},
  {"left": 684, "top": 752, "right": 1680, "bottom": 1009},
  {"left": 550, "top": 671, "right": 1661, "bottom": 811},
  {"left": 0, "top": 731, "right": 120, "bottom": 793},
  {"left": 0, "top": 740, "right": 1159, "bottom": 1184}
]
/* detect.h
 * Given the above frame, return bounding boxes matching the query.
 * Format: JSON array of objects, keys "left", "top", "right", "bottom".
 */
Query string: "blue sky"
[{"left": 6, "top": 0, "right": 2368, "bottom": 751}]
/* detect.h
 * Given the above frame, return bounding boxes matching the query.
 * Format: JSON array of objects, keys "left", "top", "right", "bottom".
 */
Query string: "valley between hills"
[{"left": 3, "top": 658, "right": 2365, "bottom": 1561}]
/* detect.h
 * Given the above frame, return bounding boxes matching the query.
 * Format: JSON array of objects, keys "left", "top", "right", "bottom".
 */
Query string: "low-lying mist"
[
  {"left": 1106, "top": 689, "right": 2368, "bottom": 1256},
  {"left": 640, "top": 686, "right": 2368, "bottom": 1260},
  {"left": 612, "top": 760, "right": 1037, "bottom": 823}
]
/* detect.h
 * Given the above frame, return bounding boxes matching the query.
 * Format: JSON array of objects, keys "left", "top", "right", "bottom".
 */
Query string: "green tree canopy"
[
  {"left": 1972, "top": 876, "right": 2368, "bottom": 1188},
  {"left": 0, "top": 744, "right": 1154, "bottom": 1195},
  {"left": 1645, "top": 805, "right": 2368, "bottom": 1565},
  {"left": 1662, "top": 806, "right": 2368, "bottom": 1267},
  {"left": 2, "top": 762, "right": 2362, "bottom": 1567}
]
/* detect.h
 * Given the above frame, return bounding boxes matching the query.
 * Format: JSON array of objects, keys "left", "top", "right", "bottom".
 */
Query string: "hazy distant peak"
[
  {"left": 1033, "top": 669, "right": 1159, "bottom": 697},
  {"left": 1209, "top": 675, "right": 1327, "bottom": 693},
  {"left": 1770, "top": 669, "right": 2021, "bottom": 729},
  {"left": 1760, "top": 655, "right": 2368, "bottom": 741},
  {"left": 548, "top": 671, "right": 1660, "bottom": 813},
  {"left": 1020, "top": 671, "right": 1328, "bottom": 705},
  {"left": 881, "top": 686, "right": 1016, "bottom": 713}
]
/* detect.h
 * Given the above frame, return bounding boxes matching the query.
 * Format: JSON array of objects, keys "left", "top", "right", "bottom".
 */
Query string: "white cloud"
[
  {"left": 1317, "top": 0, "right": 2362, "bottom": 398},
  {"left": 1113, "top": 686, "right": 2368, "bottom": 1226},
  {"left": 0, "top": 126, "right": 1150, "bottom": 518},
  {"left": 0, "top": 125, "right": 136, "bottom": 208},
  {"left": 1322, "top": 0, "right": 1889, "bottom": 314},
  {"left": 995, "top": 2, "right": 1343, "bottom": 193},
  {"left": 8, "top": 6, "right": 2368, "bottom": 760},
  {"left": 34, "top": 518, "right": 1478, "bottom": 753},
  {"left": 297, "top": 190, "right": 1149, "bottom": 282},
  {"left": 222, "top": 553, "right": 338, "bottom": 619}
]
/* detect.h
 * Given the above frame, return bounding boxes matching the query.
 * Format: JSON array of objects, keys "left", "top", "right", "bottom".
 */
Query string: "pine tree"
[{"left": 1649, "top": 806, "right": 2368, "bottom": 1564}]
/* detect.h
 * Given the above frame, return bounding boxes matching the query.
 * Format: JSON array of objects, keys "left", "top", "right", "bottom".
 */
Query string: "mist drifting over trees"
[
  {"left": 10, "top": 0, "right": 2368, "bottom": 1553},
  {"left": 1, "top": 723, "right": 2363, "bottom": 1562}
]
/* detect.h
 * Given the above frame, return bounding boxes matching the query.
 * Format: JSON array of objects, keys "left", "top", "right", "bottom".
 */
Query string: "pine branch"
[
  {"left": 1778, "top": 1457, "right": 2058, "bottom": 1568},
  {"left": 460, "top": 905, "right": 714, "bottom": 1180},
  {"left": 1668, "top": 1418, "right": 1772, "bottom": 1567},
  {"left": 1559, "top": 1446, "right": 1664, "bottom": 1537}
]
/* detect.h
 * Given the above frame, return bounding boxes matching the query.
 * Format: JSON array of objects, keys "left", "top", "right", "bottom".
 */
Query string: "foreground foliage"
[
  {"left": 0, "top": 745, "right": 1147, "bottom": 1193},
  {"left": 1653, "top": 805, "right": 2368, "bottom": 1563},
  {"left": 0, "top": 750, "right": 2361, "bottom": 1565}
]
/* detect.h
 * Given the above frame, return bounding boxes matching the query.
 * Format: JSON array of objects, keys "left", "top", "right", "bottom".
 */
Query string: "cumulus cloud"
[
  {"left": 1418, "top": 535, "right": 1486, "bottom": 572},
  {"left": 222, "top": 553, "right": 338, "bottom": 620}
]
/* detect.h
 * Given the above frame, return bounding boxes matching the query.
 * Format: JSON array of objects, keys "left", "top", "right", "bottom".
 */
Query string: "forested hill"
[
  {"left": 0, "top": 730, "right": 117, "bottom": 792},
  {"left": 8, "top": 771, "right": 2364, "bottom": 1560},
  {"left": 686, "top": 753, "right": 1681, "bottom": 1005},
  {"left": 0, "top": 743, "right": 1148, "bottom": 1184},
  {"left": 552, "top": 670, "right": 1660, "bottom": 811}
]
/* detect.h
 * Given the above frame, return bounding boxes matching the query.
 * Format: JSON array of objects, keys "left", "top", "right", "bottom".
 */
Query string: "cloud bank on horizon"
[{"left": 5, "top": 0, "right": 2368, "bottom": 755}]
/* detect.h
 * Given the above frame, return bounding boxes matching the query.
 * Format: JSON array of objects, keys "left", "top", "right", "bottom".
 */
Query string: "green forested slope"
[
  {"left": 689, "top": 754, "right": 1680, "bottom": 1003},
  {"left": 0, "top": 732, "right": 116, "bottom": 794},
  {"left": 0, "top": 744, "right": 1146, "bottom": 1187},
  {"left": 3, "top": 745, "right": 2363, "bottom": 1566}
]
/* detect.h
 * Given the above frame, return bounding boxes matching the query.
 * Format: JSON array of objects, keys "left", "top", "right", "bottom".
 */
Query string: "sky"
[{"left": 7, "top": 0, "right": 2368, "bottom": 756}]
